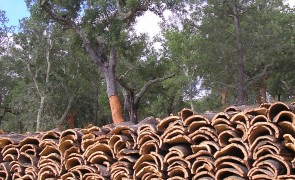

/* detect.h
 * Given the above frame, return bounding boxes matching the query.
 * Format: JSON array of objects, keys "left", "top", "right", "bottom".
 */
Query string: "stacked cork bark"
[{"left": 0, "top": 101, "right": 295, "bottom": 179}]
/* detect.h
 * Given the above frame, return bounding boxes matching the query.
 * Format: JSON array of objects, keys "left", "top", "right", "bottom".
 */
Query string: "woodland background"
[{"left": 0, "top": 0, "right": 294, "bottom": 132}]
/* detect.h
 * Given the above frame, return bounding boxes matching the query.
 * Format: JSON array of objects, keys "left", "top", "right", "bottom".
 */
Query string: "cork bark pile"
[{"left": 0, "top": 102, "right": 295, "bottom": 179}]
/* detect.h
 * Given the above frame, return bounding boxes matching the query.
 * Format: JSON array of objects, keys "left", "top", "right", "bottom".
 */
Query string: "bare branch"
[
  {"left": 117, "top": 78, "right": 134, "bottom": 93},
  {"left": 82, "top": 38, "right": 104, "bottom": 68},
  {"left": 246, "top": 62, "right": 274, "bottom": 86},
  {"left": 40, "top": 0, "right": 75, "bottom": 28},
  {"left": 120, "top": 5, "right": 149, "bottom": 23},
  {"left": 135, "top": 73, "right": 176, "bottom": 103},
  {"left": 45, "top": 38, "right": 53, "bottom": 84},
  {"left": 109, "top": 46, "right": 117, "bottom": 69},
  {"left": 118, "top": 68, "right": 133, "bottom": 80},
  {"left": 25, "top": 62, "right": 42, "bottom": 97}
]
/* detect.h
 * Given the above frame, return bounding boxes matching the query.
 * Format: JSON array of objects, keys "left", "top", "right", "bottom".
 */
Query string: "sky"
[
  {"left": 1, "top": 0, "right": 30, "bottom": 27},
  {"left": 1, "top": 0, "right": 294, "bottom": 35}
]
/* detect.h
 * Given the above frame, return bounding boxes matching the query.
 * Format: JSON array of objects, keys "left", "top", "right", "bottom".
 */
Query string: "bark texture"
[{"left": 109, "top": 95, "right": 124, "bottom": 124}]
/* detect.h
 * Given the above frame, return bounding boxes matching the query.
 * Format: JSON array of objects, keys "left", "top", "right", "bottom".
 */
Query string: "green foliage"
[
  {"left": 0, "top": 10, "right": 15, "bottom": 56},
  {"left": 162, "top": 0, "right": 294, "bottom": 108}
]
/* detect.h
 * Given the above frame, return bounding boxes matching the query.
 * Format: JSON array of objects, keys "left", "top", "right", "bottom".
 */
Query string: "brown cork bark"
[{"left": 109, "top": 95, "right": 124, "bottom": 124}]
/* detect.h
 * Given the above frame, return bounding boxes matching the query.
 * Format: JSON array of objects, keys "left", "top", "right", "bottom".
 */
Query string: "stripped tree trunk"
[
  {"left": 103, "top": 48, "right": 124, "bottom": 123},
  {"left": 66, "top": 111, "right": 77, "bottom": 129},
  {"left": 233, "top": 0, "right": 246, "bottom": 105},
  {"left": 261, "top": 80, "right": 267, "bottom": 103},
  {"left": 255, "top": 88, "right": 262, "bottom": 105},
  {"left": 82, "top": 39, "right": 124, "bottom": 124},
  {"left": 220, "top": 89, "right": 228, "bottom": 110}
]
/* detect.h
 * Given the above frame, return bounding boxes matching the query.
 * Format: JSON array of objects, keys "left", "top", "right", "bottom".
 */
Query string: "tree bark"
[
  {"left": 255, "top": 88, "right": 262, "bottom": 105},
  {"left": 93, "top": 86, "right": 99, "bottom": 125},
  {"left": 277, "top": 94, "right": 281, "bottom": 101},
  {"left": 36, "top": 38, "right": 52, "bottom": 132},
  {"left": 80, "top": 35, "right": 124, "bottom": 124},
  {"left": 220, "top": 89, "right": 228, "bottom": 110},
  {"left": 66, "top": 111, "right": 76, "bottom": 129},
  {"left": 189, "top": 81, "right": 195, "bottom": 111},
  {"left": 103, "top": 47, "right": 124, "bottom": 124},
  {"left": 261, "top": 80, "right": 267, "bottom": 103},
  {"left": 233, "top": 0, "right": 246, "bottom": 105},
  {"left": 36, "top": 96, "right": 45, "bottom": 132},
  {"left": 83, "top": 38, "right": 124, "bottom": 124},
  {"left": 123, "top": 91, "right": 138, "bottom": 124}
]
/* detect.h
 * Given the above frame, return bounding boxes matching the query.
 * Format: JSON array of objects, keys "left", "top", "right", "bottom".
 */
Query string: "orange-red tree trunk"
[
  {"left": 261, "top": 79, "right": 267, "bottom": 103},
  {"left": 66, "top": 111, "right": 77, "bottom": 129},
  {"left": 255, "top": 88, "right": 262, "bottom": 105},
  {"left": 109, "top": 96, "right": 124, "bottom": 124},
  {"left": 220, "top": 90, "right": 228, "bottom": 110}
]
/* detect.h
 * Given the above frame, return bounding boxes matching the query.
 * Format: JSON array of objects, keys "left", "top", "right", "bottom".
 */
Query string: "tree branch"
[
  {"left": 45, "top": 38, "right": 53, "bottom": 84},
  {"left": 109, "top": 46, "right": 117, "bottom": 69},
  {"left": 135, "top": 73, "right": 176, "bottom": 103},
  {"left": 116, "top": 2, "right": 149, "bottom": 24},
  {"left": 40, "top": 0, "right": 75, "bottom": 28},
  {"left": 117, "top": 78, "right": 134, "bottom": 93},
  {"left": 82, "top": 38, "right": 105, "bottom": 69},
  {"left": 25, "top": 62, "right": 43, "bottom": 97},
  {"left": 118, "top": 68, "right": 133, "bottom": 80},
  {"left": 246, "top": 62, "right": 274, "bottom": 86}
]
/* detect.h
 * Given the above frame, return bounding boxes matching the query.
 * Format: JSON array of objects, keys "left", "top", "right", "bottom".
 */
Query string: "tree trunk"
[
  {"left": 277, "top": 94, "right": 281, "bottom": 101},
  {"left": 261, "top": 80, "right": 267, "bottom": 103},
  {"left": 255, "top": 88, "right": 262, "bottom": 105},
  {"left": 84, "top": 43, "right": 124, "bottom": 124},
  {"left": 123, "top": 91, "right": 138, "bottom": 124},
  {"left": 103, "top": 53, "right": 124, "bottom": 124},
  {"left": 36, "top": 96, "right": 45, "bottom": 132},
  {"left": 93, "top": 86, "right": 99, "bottom": 125},
  {"left": 233, "top": 0, "right": 246, "bottom": 105},
  {"left": 189, "top": 81, "right": 195, "bottom": 111},
  {"left": 220, "top": 89, "right": 228, "bottom": 110},
  {"left": 66, "top": 111, "right": 76, "bottom": 129},
  {"left": 18, "top": 120, "right": 24, "bottom": 133}
]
